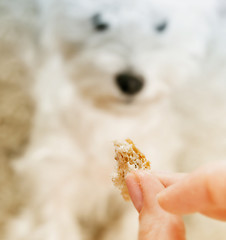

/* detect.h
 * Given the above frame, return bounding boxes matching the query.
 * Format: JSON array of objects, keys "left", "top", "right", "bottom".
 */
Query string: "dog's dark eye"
[
  {"left": 92, "top": 14, "right": 109, "bottom": 32},
  {"left": 155, "top": 21, "right": 168, "bottom": 33}
]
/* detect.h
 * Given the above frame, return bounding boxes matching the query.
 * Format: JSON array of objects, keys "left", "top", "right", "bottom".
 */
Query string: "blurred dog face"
[{"left": 44, "top": 0, "right": 217, "bottom": 111}]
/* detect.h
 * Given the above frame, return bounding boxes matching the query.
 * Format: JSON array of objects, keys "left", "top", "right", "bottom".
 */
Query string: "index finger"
[
  {"left": 153, "top": 172, "right": 187, "bottom": 187},
  {"left": 157, "top": 162, "right": 226, "bottom": 216}
]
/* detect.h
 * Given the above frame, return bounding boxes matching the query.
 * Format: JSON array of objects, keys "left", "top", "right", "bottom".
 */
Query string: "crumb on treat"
[{"left": 112, "top": 139, "right": 151, "bottom": 201}]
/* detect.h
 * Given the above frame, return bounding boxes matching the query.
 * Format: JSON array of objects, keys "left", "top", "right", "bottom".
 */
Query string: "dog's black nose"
[{"left": 115, "top": 73, "right": 144, "bottom": 95}]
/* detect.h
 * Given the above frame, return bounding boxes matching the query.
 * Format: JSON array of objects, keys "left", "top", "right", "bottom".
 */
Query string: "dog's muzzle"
[{"left": 115, "top": 72, "right": 144, "bottom": 95}]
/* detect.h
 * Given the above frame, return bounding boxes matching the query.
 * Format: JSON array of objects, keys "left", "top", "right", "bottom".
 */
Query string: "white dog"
[{"left": 1, "top": 0, "right": 226, "bottom": 239}]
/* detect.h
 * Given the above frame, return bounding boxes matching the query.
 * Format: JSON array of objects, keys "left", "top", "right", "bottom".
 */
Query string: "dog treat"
[{"left": 112, "top": 139, "right": 151, "bottom": 201}]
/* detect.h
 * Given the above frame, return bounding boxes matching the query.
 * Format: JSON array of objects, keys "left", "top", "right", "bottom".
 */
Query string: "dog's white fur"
[{"left": 2, "top": 0, "right": 226, "bottom": 239}]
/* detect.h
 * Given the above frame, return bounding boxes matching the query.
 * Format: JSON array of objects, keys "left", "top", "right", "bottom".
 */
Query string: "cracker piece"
[{"left": 112, "top": 139, "right": 151, "bottom": 201}]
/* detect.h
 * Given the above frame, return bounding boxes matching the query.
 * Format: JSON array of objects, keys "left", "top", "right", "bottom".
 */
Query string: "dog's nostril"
[{"left": 115, "top": 73, "right": 144, "bottom": 95}]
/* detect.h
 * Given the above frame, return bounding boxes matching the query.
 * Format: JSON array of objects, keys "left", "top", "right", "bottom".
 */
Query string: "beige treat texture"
[{"left": 112, "top": 139, "right": 151, "bottom": 201}]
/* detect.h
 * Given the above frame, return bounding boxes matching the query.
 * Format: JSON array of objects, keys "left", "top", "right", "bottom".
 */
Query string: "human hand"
[
  {"left": 126, "top": 171, "right": 185, "bottom": 240},
  {"left": 157, "top": 162, "right": 226, "bottom": 221}
]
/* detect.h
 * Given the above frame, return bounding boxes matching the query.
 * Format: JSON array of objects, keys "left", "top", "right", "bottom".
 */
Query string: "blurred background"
[{"left": 1, "top": 0, "right": 226, "bottom": 239}]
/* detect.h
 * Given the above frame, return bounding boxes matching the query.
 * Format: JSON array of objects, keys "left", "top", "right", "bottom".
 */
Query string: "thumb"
[
  {"left": 126, "top": 171, "right": 165, "bottom": 213},
  {"left": 126, "top": 171, "right": 185, "bottom": 240}
]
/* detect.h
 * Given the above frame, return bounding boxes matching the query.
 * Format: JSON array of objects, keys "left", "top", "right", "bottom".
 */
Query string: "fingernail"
[{"left": 126, "top": 172, "right": 143, "bottom": 212}]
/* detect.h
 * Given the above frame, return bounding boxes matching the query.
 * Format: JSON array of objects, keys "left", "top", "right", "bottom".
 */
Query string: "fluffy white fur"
[{"left": 2, "top": 0, "right": 226, "bottom": 239}]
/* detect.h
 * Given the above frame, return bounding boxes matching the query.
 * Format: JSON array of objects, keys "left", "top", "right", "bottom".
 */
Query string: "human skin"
[
  {"left": 126, "top": 162, "right": 226, "bottom": 239},
  {"left": 157, "top": 162, "right": 226, "bottom": 221},
  {"left": 126, "top": 171, "right": 185, "bottom": 240}
]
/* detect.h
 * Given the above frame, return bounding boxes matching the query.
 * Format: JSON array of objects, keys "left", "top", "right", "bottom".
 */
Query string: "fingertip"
[
  {"left": 125, "top": 171, "right": 136, "bottom": 184},
  {"left": 125, "top": 172, "right": 143, "bottom": 212},
  {"left": 157, "top": 191, "right": 169, "bottom": 211},
  {"left": 156, "top": 187, "right": 183, "bottom": 215},
  {"left": 127, "top": 171, "right": 173, "bottom": 214},
  {"left": 153, "top": 172, "right": 187, "bottom": 188},
  {"left": 157, "top": 185, "right": 197, "bottom": 216}
]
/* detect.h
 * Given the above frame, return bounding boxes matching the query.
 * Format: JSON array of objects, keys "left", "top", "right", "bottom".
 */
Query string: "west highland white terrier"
[{"left": 1, "top": 0, "right": 226, "bottom": 239}]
